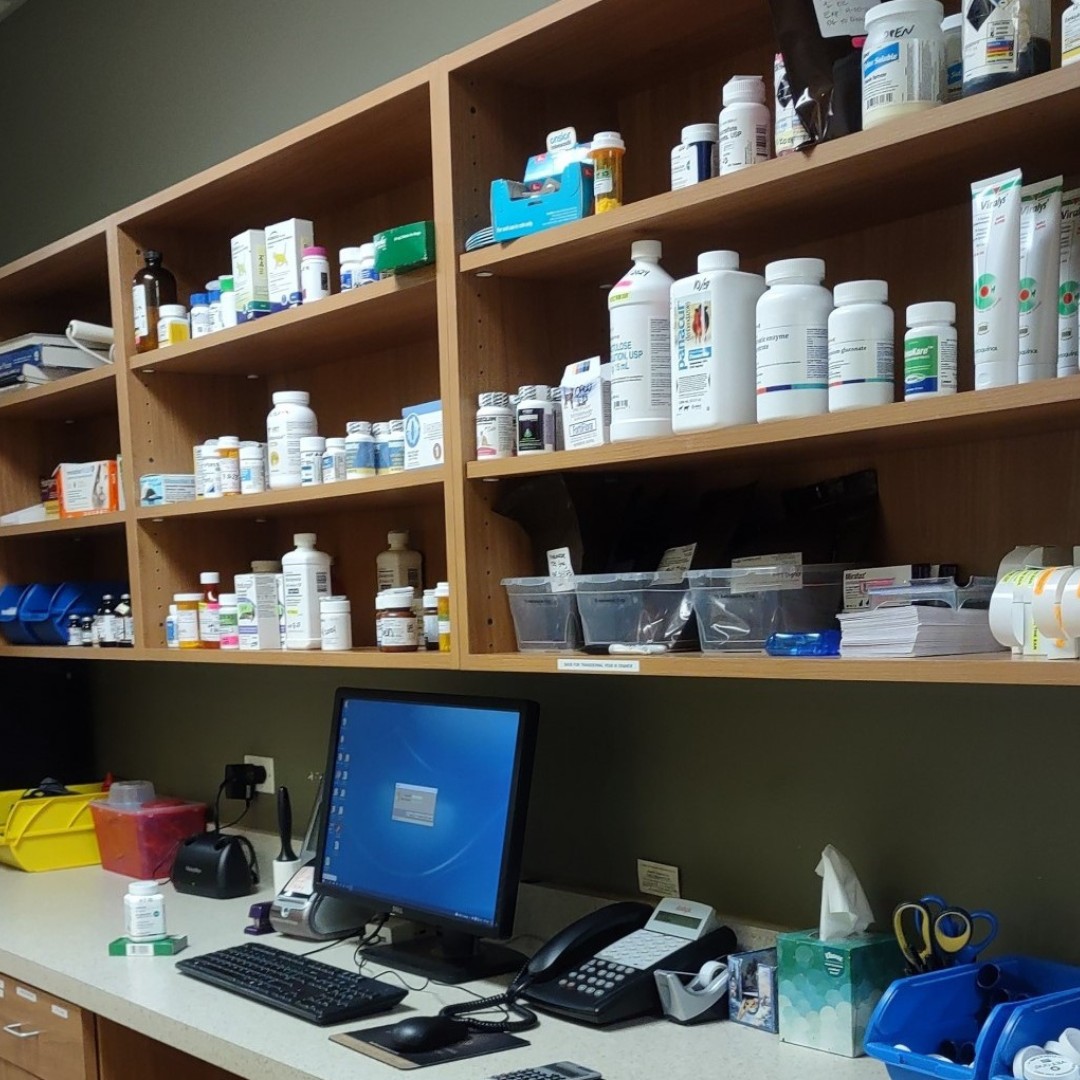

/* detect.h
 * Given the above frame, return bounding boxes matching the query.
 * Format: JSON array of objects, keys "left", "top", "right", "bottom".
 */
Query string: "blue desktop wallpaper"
[{"left": 321, "top": 697, "right": 522, "bottom": 927}]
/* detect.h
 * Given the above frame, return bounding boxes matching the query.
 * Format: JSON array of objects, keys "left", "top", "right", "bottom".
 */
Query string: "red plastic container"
[{"left": 90, "top": 799, "right": 207, "bottom": 878}]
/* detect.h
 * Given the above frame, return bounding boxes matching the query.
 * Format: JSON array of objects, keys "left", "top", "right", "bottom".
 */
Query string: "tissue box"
[
  {"left": 729, "top": 948, "right": 778, "bottom": 1033},
  {"left": 491, "top": 163, "right": 594, "bottom": 243},
  {"left": 777, "top": 930, "right": 904, "bottom": 1057}
]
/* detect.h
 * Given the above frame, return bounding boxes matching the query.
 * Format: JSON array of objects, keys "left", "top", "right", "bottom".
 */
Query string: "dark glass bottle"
[{"left": 132, "top": 250, "right": 178, "bottom": 354}]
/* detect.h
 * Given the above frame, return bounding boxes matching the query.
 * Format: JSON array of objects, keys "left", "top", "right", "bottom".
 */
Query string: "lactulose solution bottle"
[
  {"left": 756, "top": 258, "right": 833, "bottom": 422},
  {"left": 609, "top": 240, "right": 674, "bottom": 442},
  {"left": 282, "top": 533, "right": 332, "bottom": 650},
  {"left": 670, "top": 251, "right": 766, "bottom": 432}
]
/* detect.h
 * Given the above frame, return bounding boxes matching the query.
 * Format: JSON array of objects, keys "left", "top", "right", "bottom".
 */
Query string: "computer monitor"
[{"left": 315, "top": 687, "right": 539, "bottom": 984}]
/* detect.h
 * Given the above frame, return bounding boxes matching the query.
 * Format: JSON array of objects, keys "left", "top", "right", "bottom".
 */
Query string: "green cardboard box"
[
  {"left": 108, "top": 934, "right": 188, "bottom": 957},
  {"left": 777, "top": 930, "right": 904, "bottom": 1057},
  {"left": 373, "top": 220, "right": 435, "bottom": 274}
]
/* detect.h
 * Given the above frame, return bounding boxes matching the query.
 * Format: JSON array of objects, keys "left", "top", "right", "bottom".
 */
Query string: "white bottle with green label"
[
  {"left": 670, "top": 251, "right": 765, "bottom": 432},
  {"left": 904, "top": 302, "right": 957, "bottom": 399},
  {"left": 609, "top": 240, "right": 674, "bottom": 442}
]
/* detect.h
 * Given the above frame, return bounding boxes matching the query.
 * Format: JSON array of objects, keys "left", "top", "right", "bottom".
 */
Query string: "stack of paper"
[{"left": 837, "top": 606, "right": 1004, "bottom": 657}]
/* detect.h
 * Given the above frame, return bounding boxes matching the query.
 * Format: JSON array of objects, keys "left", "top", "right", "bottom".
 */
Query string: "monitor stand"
[{"left": 364, "top": 930, "right": 526, "bottom": 985}]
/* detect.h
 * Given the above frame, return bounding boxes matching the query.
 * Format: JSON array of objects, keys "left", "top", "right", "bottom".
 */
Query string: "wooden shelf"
[
  {"left": 464, "top": 650, "right": 1080, "bottom": 686},
  {"left": 0, "top": 511, "right": 127, "bottom": 539},
  {"left": 0, "top": 220, "right": 109, "bottom": 306},
  {"left": 0, "top": 645, "right": 457, "bottom": 668},
  {"left": 0, "top": 366, "right": 117, "bottom": 421},
  {"left": 459, "top": 68, "right": 1080, "bottom": 283},
  {"left": 135, "top": 470, "right": 445, "bottom": 522},
  {"left": 0, "top": 645, "right": 142, "bottom": 661},
  {"left": 468, "top": 379, "right": 1080, "bottom": 480},
  {"left": 129, "top": 269, "right": 437, "bottom": 377}
]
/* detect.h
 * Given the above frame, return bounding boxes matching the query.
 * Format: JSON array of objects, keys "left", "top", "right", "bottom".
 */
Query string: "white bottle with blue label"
[{"left": 670, "top": 251, "right": 765, "bottom": 433}]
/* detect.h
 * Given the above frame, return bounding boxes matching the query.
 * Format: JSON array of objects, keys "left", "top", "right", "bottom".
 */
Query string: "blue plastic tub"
[
  {"left": 988, "top": 988, "right": 1080, "bottom": 1078},
  {"left": 35, "top": 582, "right": 123, "bottom": 645},
  {"left": 18, "top": 583, "right": 61, "bottom": 644},
  {"left": 865, "top": 957, "right": 1080, "bottom": 1080},
  {"left": 0, "top": 584, "right": 32, "bottom": 644}
]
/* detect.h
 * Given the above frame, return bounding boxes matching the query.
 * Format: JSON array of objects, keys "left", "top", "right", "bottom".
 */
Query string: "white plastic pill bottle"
[
  {"left": 124, "top": 880, "right": 167, "bottom": 941},
  {"left": 905, "top": 301, "right": 958, "bottom": 398},
  {"left": 266, "top": 390, "right": 317, "bottom": 490},
  {"left": 756, "top": 258, "right": 833, "bottom": 422},
  {"left": 719, "top": 75, "right": 772, "bottom": 175},
  {"left": 828, "top": 280, "right": 895, "bottom": 412},
  {"left": 862, "top": 0, "right": 945, "bottom": 130},
  {"left": 476, "top": 391, "right": 515, "bottom": 459}
]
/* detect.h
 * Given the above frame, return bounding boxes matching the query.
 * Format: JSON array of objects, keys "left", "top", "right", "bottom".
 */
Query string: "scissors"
[{"left": 893, "top": 895, "right": 999, "bottom": 973}]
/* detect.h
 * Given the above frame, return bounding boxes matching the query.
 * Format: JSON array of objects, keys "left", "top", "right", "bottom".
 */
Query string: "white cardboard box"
[
  {"left": 403, "top": 400, "right": 443, "bottom": 469},
  {"left": 230, "top": 229, "right": 269, "bottom": 313},
  {"left": 234, "top": 573, "right": 282, "bottom": 650},
  {"left": 265, "top": 218, "right": 314, "bottom": 308},
  {"left": 560, "top": 355, "right": 611, "bottom": 449}
]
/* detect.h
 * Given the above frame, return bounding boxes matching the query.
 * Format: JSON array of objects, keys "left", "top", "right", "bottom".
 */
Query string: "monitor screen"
[{"left": 315, "top": 687, "right": 538, "bottom": 980}]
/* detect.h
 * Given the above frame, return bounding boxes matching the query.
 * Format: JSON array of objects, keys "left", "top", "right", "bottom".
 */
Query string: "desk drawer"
[{"left": 0, "top": 976, "right": 96, "bottom": 1080}]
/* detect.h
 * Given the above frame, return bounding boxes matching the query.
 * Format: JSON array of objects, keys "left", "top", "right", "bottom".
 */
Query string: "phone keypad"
[
  {"left": 556, "top": 957, "right": 634, "bottom": 998},
  {"left": 597, "top": 929, "right": 683, "bottom": 969},
  {"left": 488, "top": 1064, "right": 601, "bottom": 1080}
]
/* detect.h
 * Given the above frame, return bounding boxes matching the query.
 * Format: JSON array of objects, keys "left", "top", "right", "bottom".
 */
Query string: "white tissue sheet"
[{"left": 817, "top": 844, "right": 874, "bottom": 941}]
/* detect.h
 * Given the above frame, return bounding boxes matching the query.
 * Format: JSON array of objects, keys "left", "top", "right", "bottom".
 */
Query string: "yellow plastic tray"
[{"left": 0, "top": 783, "right": 106, "bottom": 872}]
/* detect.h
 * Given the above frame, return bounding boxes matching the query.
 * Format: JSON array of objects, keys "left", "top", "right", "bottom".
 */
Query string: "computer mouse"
[{"left": 380, "top": 1014, "right": 470, "bottom": 1054}]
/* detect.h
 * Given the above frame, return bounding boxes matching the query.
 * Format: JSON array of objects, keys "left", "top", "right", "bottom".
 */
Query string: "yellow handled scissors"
[{"left": 893, "top": 900, "right": 978, "bottom": 974}]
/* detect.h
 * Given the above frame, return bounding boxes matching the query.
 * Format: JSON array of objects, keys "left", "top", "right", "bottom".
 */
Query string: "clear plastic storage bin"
[
  {"left": 687, "top": 565, "right": 846, "bottom": 651},
  {"left": 574, "top": 573, "right": 693, "bottom": 650},
  {"left": 502, "top": 577, "right": 581, "bottom": 651}
]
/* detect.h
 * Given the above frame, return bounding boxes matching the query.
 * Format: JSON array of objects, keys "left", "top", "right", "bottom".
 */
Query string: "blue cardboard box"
[
  {"left": 729, "top": 948, "right": 779, "bottom": 1032},
  {"left": 491, "top": 162, "right": 594, "bottom": 242}
]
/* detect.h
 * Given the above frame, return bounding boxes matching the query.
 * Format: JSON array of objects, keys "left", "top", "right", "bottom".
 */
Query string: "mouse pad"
[{"left": 331, "top": 1023, "right": 529, "bottom": 1070}]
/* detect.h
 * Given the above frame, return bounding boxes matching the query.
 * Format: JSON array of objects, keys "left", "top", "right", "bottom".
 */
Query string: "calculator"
[{"left": 487, "top": 1063, "right": 601, "bottom": 1080}]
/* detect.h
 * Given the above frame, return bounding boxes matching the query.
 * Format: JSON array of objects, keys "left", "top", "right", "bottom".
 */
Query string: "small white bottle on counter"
[{"left": 124, "top": 880, "right": 166, "bottom": 941}]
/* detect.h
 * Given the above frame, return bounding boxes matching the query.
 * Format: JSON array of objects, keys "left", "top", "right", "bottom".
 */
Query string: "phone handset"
[{"left": 438, "top": 901, "right": 653, "bottom": 1033}]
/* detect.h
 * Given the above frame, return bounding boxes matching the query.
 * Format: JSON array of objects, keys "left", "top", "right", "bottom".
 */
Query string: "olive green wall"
[
  {"left": 89, "top": 663, "right": 1071, "bottom": 961},
  {"left": 0, "top": 0, "right": 555, "bottom": 264}
]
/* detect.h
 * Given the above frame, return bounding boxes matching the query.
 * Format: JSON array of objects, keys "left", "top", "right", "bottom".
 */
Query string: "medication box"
[
  {"left": 139, "top": 473, "right": 196, "bottom": 507},
  {"left": 55, "top": 460, "right": 120, "bottom": 517},
  {"left": 230, "top": 229, "right": 270, "bottom": 316},
  {"left": 373, "top": 221, "right": 435, "bottom": 275},
  {"left": 729, "top": 948, "right": 779, "bottom": 1033},
  {"left": 265, "top": 217, "right": 314, "bottom": 307},
  {"left": 234, "top": 572, "right": 282, "bottom": 650},
  {"left": 491, "top": 162, "right": 594, "bottom": 242},
  {"left": 108, "top": 935, "right": 188, "bottom": 957},
  {"left": 844, "top": 564, "right": 959, "bottom": 611},
  {"left": 560, "top": 355, "right": 611, "bottom": 450},
  {"left": 402, "top": 400, "right": 443, "bottom": 470},
  {"left": 777, "top": 930, "right": 904, "bottom": 1057}
]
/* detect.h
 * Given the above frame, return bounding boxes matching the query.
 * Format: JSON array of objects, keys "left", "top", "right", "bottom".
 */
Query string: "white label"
[
  {"left": 132, "top": 284, "right": 149, "bottom": 338},
  {"left": 98, "top": 613, "right": 118, "bottom": 644},
  {"left": 547, "top": 547, "right": 576, "bottom": 593},
  {"left": 719, "top": 116, "right": 770, "bottom": 173},
  {"left": 756, "top": 321, "right": 829, "bottom": 391},
  {"left": 637, "top": 859, "right": 682, "bottom": 898},
  {"left": 828, "top": 334, "right": 895, "bottom": 387},
  {"left": 218, "top": 455, "right": 240, "bottom": 495},
  {"left": 862, "top": 39, "right": 941, "bottom": 121},
  {"left": 610, "top": 309, "right": 671, "bottom": 421},
  {"left": 1064, "top": 4, "right": 1080, "bottom": 65},
  {"left": 658, "top": 544, "right": 696, "bottom": 576},
  {"left": 198, "top": 601, "right": 220, "bottom": 643},
  {"left": 476, "top": 413, "right": 515, "bottom": 459},
  {"left": 267, "top": 413, "right": 317, "bottom": 484},
  {"left": 962, "top": 0, "right": 1049, "bottom": 80},
  {"left": 594, "top": 165, "right": 614, "bottom": 196},
  {"left": 557, "top": 658, "right": 640, "bottom": 673},
  {"left": 813, "top": 0, "right": 878, "bottom": 37},
  {"left": 51, "top": 1004, "right": 69, "bottom": 1019},
  {"left": 16, "top": 986, "right": 37, "bottom": 1002},
  {"left": 380, "top": 614, "right": 418, "bottom": 647},
  {"left": 732, "top": 552, "right": 804, "bottom": 594},
  {"left": 176, "top": 607, "right": 199, "bottom": 644},
  {"left": 0, "top": 978, "right": 5, "bottom": 997}
]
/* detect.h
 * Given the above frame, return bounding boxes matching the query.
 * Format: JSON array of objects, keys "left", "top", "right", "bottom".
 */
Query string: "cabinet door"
[
  {"left": 0, "top": 1062, "right": 40, "bottom": 1080},
  {"left": 0, "top": 975, "right": 96, "bottom": 1080},
  {"left": 96, "top": 1020, "right": 242, "bottom": 1080}
]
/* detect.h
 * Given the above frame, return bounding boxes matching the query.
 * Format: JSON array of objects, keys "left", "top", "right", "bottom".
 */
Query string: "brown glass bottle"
[{"left": 132, "top": 250, "right": 177, "bottom": 353}]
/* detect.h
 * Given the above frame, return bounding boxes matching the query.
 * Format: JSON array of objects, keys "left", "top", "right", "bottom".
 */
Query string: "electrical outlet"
[{"left": 244, "top": 755, "right": 275, "bottom": 796}]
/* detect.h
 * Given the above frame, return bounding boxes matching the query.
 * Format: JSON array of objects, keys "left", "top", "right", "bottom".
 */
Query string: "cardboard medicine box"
[
  {"left": 139, "top": 473, "right": 196, "bottom": 507},
  {"left": 777, "top": 930, "right": 904, "bottom": 1057},
  {"left": 55, "top": 460, "right": 120, "bottom": 517},
  {"left": 234, "top": 573, "right": 282, "bottom": 650},
  {"left": 373, "top": 221, "right": 435, "bottom": 274},
  {"left": 230, "top": 229, "right": 269, "bottom": 316},
  {"left": 265, "top": 217, "right": 314, "bottom": 307},
  {"left": 402, "top": 400, "right": 443, "bottom": 470},
  {"left": 729, "top": 947, "right": 778, "bottom": 1032},
  {"left": 560, "top": 356, "right": 612, "bottom": 450}
]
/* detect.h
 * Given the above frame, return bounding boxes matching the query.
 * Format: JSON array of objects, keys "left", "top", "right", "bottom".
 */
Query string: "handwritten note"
[{"left": 813, "top": 0, "right": 877, "bottom": 37}]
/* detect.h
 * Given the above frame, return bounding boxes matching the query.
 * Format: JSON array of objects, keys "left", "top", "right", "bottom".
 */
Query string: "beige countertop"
[{"left": 0, "top": 835, "right": 882, "bottom": 1080}]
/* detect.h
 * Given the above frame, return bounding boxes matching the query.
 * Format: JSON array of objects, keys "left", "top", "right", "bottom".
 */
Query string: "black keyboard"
[{"left": 176, "top": 942, "right": 406, "bottom": 1026}]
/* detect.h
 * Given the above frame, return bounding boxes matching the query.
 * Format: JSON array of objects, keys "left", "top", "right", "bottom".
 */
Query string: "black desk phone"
[{"left": 513, "top": 897, "right": 736, "bottom": 1026}]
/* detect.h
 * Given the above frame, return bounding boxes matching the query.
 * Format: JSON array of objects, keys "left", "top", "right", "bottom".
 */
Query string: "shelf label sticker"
[
  {"left": 16, "top": 986, "right": 36, "bottom": 1002},
  {"left": 547, "top": 547, "right": 576, "bottom": 593},
  {"left": 731, "top": 552, "right": 804, "bottom": 594},
  {"left": 557, "top": 658, "right": 640, "bottom": 673},
  {"left": 51, "top": 1004, "right": 68, "bottom": 1020},
  {"left": 637, "top": 859, "right": 682, "bottom": 898},
  {"left": 812, "top": 0, "right": 877, "bottom": 37}
]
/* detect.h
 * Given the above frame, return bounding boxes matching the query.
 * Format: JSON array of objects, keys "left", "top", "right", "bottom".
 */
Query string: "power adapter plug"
[{"left": 224, "top": 762, "right": 266, "bottom": 800}]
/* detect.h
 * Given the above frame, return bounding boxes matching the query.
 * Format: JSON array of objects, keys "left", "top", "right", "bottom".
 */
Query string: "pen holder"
[{"left": 272, "top": 857, "right": 303, "bottom": 894}]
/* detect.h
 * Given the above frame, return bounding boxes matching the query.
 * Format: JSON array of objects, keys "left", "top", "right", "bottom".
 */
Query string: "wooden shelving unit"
[{"left": 1, "top": 0, "right": 1078, "bottom": 686}]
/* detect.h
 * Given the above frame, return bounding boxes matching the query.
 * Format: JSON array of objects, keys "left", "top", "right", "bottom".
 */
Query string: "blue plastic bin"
[
  {"left": 988, "top": 988, "right": 1080, "bottom": 1078},
  {"left": 0, "top": 584, "right": 32, "bottom": 644},
  {"left": 30, "top": 583, "right": 121, "bottom": 645},
  {"left": 18, "top": 583, "right": 61, "bottom": 644},
  {"left": 865, "top": 957, "right": 1080, "bottom": 1080}
]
